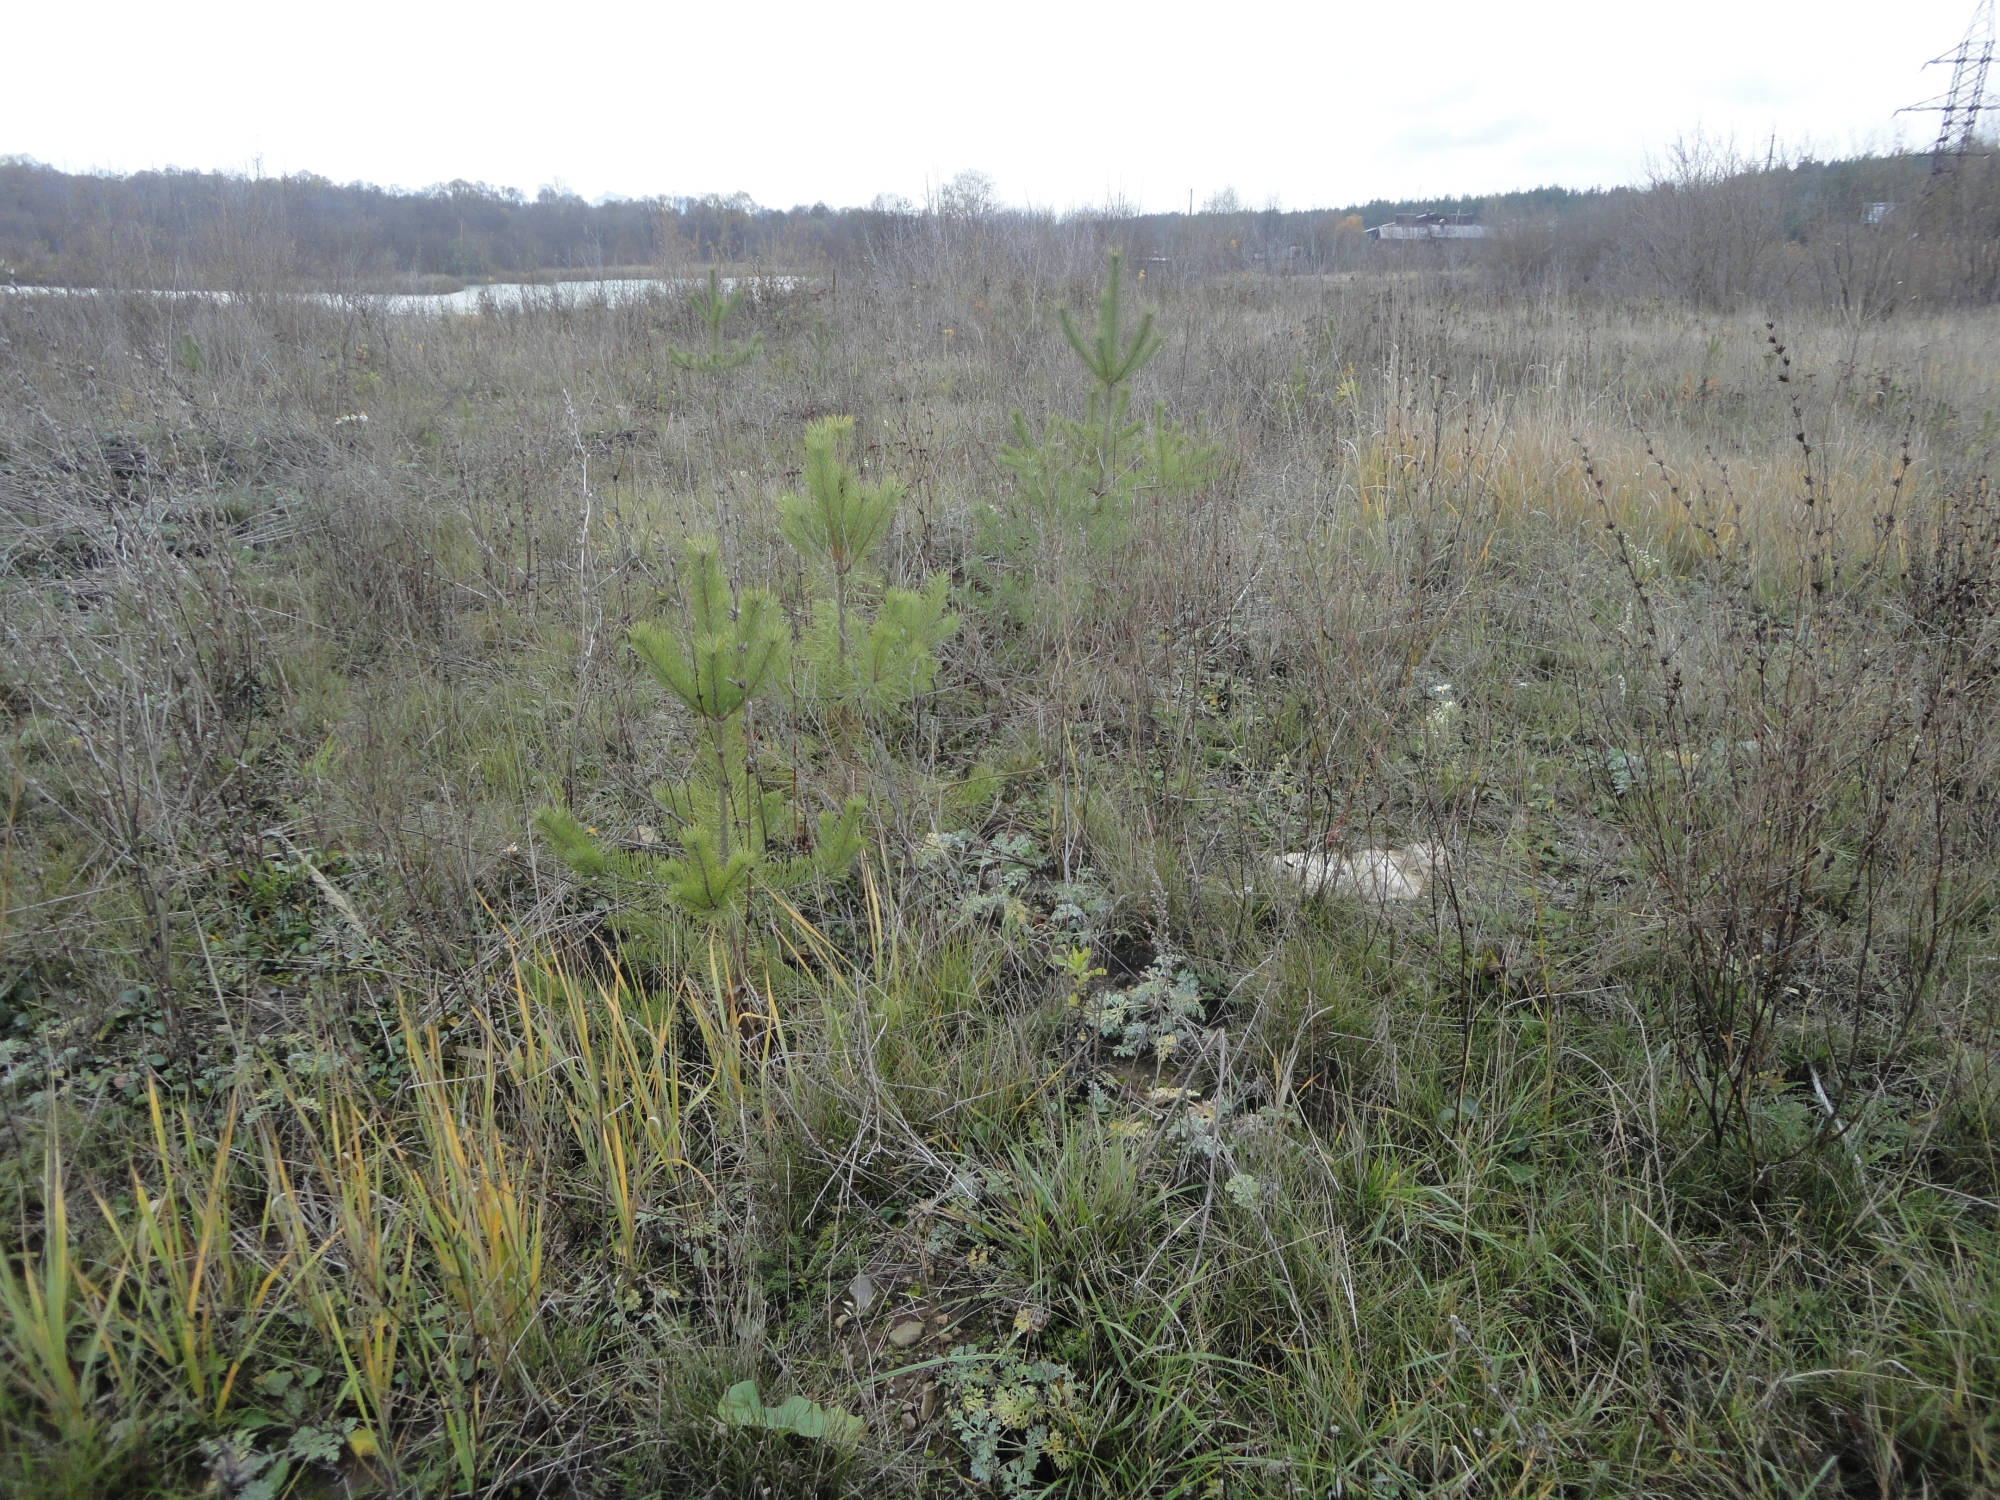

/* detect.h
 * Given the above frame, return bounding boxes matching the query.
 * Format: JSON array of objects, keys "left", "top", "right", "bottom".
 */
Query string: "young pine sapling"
[
  {"left": 536, "top": 540, "right": 863, "bottom": 924},
  {"left": 671, "top": 267, "right": 762, "bottom": 372},
  {"left": 781, "top": 416, "right": 958, "bottom": 717},
  {"left": 1059, "top": 247, "right": 1164, "bottom": 494},
  {"left": 980, "top": 249, "right": 1219, "bottom": 630}
]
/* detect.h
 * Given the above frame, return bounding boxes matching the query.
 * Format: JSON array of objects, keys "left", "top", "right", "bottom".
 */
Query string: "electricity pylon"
[{"left": 1899, "top": 0, "right": 1996, "bottom": 179}]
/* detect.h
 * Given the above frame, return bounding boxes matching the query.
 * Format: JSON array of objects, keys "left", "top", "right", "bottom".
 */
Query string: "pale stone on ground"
[{"left": 1272, "top": 843, "right": 1441, "bottom": 901}]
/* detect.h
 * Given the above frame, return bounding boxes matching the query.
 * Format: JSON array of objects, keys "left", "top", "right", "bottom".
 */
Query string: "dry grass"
[{"left": 1, "top": 234, "right": 1998, "bottom": 1497}]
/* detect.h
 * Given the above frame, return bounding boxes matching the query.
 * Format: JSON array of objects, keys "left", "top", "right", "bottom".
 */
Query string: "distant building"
[
  {"left": 1366, "top": 213, "right": 1491, "bottom": 242},
  {"left": 1864, "top": 202, "right": 1895, "bottom": 224}
]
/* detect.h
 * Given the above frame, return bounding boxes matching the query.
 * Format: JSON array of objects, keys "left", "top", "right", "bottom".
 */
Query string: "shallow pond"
[{"left": 2, "top": 276, "right": 805, "bottom": 314}]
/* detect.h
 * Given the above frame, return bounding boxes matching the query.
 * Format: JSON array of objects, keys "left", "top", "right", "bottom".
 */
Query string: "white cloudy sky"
[{"left": 2, "top": 0, "right": 1978, "bottom": 209}]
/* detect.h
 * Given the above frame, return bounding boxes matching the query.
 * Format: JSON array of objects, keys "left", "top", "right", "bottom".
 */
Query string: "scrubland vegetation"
[{"left": 3, "top": 160, "right": 2000, "bottom": 1498}]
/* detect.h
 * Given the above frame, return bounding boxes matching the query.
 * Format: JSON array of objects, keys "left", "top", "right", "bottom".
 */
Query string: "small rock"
[
  {"left": 887, "top": 1317, "right": 926, "bottom": 1349},
  {"left": 1272, "top": 843, "right": 1440, "bottom": 901},
  {"left": 918, "top": 1384, "right": 940, "bottom": 1422},
  {"left": 901, "top": 1412, "right": 918, "bottom": 1432}
]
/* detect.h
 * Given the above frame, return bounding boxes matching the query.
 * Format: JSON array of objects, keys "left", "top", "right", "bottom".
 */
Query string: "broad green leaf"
[{"left": 717, "top": 1379, "right": 864, "bottom": 1447}]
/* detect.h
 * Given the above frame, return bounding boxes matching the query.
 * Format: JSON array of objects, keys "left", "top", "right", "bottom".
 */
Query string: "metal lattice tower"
[{"left": 1899, "top": 0, "right": 1996, "bottom": 178}]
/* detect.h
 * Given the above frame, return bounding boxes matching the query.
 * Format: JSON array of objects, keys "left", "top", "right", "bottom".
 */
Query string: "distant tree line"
[
  {"left": 3, "top": 144, "right": 1996, "bottom": 311},
  {"left": 0, "top": 160, "right": 908, "bottom": 285},
  {"left": 0, "top": 158, "right": 1624, "bottom": 285}
]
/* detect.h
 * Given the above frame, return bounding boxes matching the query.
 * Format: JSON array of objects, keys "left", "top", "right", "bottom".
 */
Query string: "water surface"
[{"left": 3, "top": 276, "right": 805, "bottom": 314}]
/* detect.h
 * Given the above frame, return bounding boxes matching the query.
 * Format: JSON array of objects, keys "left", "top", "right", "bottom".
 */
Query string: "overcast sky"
[{"left": 2, "top": 0, "right": 1980, "bottom": 210}]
